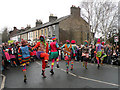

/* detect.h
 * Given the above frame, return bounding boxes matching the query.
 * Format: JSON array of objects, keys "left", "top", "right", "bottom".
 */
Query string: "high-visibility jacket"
[{"left": 64, "top": 44, "right": 72, "bottom": 55}]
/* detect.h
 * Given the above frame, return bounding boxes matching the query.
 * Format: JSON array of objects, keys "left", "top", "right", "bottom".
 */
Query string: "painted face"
[
  {"left": 40, "top": 37, "right": 44, "bottom": 41},
  {"left": 66, "top": 42, "right": 69, "bottom": 44}
]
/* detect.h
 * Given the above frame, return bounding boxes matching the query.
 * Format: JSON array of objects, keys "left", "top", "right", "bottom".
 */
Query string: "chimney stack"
[
  {"left": 36, "top": 19, "right": 43, "bottom": 27},
  {"left": 13, "top": 27, "right": 17, "bottom": 31},
  {"left": 71, "top": 5, "right": 80, "bottom": 17},
  {"left": 49, "top": 14, "right": 57, "bottom": 22}
]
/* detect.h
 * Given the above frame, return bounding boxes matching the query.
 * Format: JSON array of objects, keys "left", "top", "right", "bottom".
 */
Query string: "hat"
[
  {"left": 97, "top": 38, "right": 101, "bottom": 43},
  {"left": 66, "top": 40, "right": 70, "bottom": 43},
  {"left": 84, "top": 40, "right": 88, "bottom": 46},
  {"left": 21, "top": 40, "right": 26, "bottom": 45},
  {"left": 39, "top": 35, "right": 45, "bottom": 40},
  {"left": 52, "top": 37, "right": 56, "bottom": 41},
  {"left": 102, "top": 42, "right": 104, "bottom": 45},
  {"left": 71, "top": 40, "right": 76, "bottom": 44}
]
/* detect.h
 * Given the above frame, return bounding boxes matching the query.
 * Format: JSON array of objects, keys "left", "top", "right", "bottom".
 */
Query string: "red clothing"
[
  {"left": 30, "top": 52, "right": 34, "bottom": 56},
  {"left": 50, "top": 42, "right": 58, "bottom": 52},
  {"left": 33, "top": 41, "right": 48, "bottom": 53},
  {"left": 33, "top": 51, "right": 36, "bottom": 55}
]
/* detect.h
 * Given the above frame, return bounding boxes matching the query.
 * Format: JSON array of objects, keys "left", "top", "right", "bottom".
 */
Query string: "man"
[
  {"left": 33, "top": 35, "right": 49, "bottom": 78},
  {"left": 82, "top": 40, "right": 89, "bottom": 69},
  {"left": 49, "top": 37, "right": 60, "bottom": 75},
  {"left": 18, "top": 40, "right": 31, "bottom": 82},
  {"left": 60, "top": 40, "right": 75, "bottom": 73}
]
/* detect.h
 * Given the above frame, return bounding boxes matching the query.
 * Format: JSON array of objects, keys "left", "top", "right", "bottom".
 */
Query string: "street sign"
[{"left": 114, "top": 36, "right": 118, "bottom": 42}]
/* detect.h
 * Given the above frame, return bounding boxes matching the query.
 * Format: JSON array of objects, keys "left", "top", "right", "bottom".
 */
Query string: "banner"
[
  {"left": 8, "top": 40, "right": 14, "bottom": 44},
  {"left": 114, "top": 36, "right": 118, "bottom": 42}
]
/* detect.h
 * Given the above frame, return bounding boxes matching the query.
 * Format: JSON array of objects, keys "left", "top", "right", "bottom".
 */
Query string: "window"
[
  {"left": 41, "top": 29, "right": 43, "bottom": 35},
  {"left": 45, "top": 29, "right": 46, "bottom": 35},
  {"left": 29, "top": 33, "right": 30, "bottom": 39},
  {"left": 31, "top": 32, "right": 32, "bottom": 38},
  {"left": 36, "top": 31, "right": 37, "bottom": 38},
  {"left": 52, "top": 25, "right": 55, "bottom": 35},
  {"left": 48, "top": 27, "right": 51, "bottom": 35},
  {"left": 87, "top": 32, "right": 89, "bottom": 41}
]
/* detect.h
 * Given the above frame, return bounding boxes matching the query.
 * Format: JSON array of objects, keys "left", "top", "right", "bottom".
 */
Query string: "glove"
[{"left": 73, "top": 53, "right": 75, "bottom": 57}]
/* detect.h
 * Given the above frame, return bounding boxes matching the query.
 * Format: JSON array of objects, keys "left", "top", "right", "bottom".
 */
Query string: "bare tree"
[
  {"left": 2, "top": 27, "right": 9, "bottom": 43},
  {"left": 80, "top": 0, "right": 118, "bottom": 43},
  {"left": 99, "top": 1, "right": 118, "bottom": 41}
]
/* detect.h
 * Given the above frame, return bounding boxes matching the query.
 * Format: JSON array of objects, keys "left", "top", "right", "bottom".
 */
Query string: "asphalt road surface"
[{"left": 2, "top": 60, "right": 119, "bottom": 89}]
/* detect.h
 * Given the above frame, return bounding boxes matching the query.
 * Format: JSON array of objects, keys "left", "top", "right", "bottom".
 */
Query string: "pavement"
[{"left": 2, "top": 60, "right": 119, "bottom": 88}]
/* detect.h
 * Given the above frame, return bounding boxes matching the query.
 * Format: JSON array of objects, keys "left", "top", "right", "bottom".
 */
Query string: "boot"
[
  {"left": 50, "top": 69, "right": 54, "bottom": 75},
  {"left": 85, "top": 65, "right": 87, "bottom": 69},
  {"left": 41, "top": 70, "right": 46, "bottom": 78},
  {"left": 24, "top": 75, "right": 27, "bottom": 82},
  {"left": 83, "top": 62, "right": 84, "bottom": 67},
  {"left": 66, "top": 70, "right": 68, "bottom": 74},
  {"left": 46, "top": 63, "right": 50, "bottom": 68},
  {"left": 97, "top": 64, "right": 100, "bottom": 69},
  {"left": 70, "top": 66, "right": 73, "bottom": 71},
  {"left": 56, "top": 64, "right": 59, "bottom": 68},
  {"left": 45, "top": 60, "right": 50, "bottom": 68}
]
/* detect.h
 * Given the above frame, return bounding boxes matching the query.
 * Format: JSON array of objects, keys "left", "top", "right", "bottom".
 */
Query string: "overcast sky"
[{"left": 0, "top": 0, "right": 119, "bottom": 38}]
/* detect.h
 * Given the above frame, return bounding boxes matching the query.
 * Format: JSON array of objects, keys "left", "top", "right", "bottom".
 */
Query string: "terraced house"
[{"left": 9, "top": 6, "right": 91, "bottom": 45}]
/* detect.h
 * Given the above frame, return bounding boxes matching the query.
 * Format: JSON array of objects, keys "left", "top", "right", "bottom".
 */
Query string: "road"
[{"left": 2, "top": 60, "right": 119, "bottom": 89}]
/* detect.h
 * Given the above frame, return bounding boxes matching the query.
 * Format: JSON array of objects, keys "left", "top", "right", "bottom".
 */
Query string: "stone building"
[{"left": 10, "top": 6, "right": 90, "bottom": 45}]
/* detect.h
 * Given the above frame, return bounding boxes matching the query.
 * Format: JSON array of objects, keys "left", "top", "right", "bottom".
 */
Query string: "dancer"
[
  {"left": 18, "top": 40, "right": 31, "bottom": 82},
  {"left": 70, "top": 40, "right": 77, "bottom": 70},
  {"left": 60, "top": 40, "right": 75, "bottom": 73},
  {"left": 49, "top": 37, "right": 60, "bottom": 75},
  {"left": 96, "top": 38, "right": 102, "bottom": 69},
  {"left": 100, "top": 42, "right": 107, "bottom": 65},
  {"left": 82, "top": 40, "right": 89, "bottom": 69},
  {"left": 33, "top": 35, "right": 49, "bottom": 78}
]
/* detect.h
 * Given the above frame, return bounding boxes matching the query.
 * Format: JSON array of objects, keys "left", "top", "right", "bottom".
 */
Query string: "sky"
[{"left": 0, "top": 0, "right": 119, "bottom": 38}]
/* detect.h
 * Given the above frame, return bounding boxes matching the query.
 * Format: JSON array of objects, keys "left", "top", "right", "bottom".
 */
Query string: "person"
[
  {"left": 82, "top": 40, "right": 89, "bottom": 69},
  {"left": 107, "top": 45, "right": 112, "bottom": 64},
  {"left": 96, "top": 38, "right": 102, "bottom": 69},
  {"left": 59, "top": 42, "right": 64, "bottom": 60},
  {"left": 100, "top": 42, "right": 107, "bottom": 65},
  {"left": 8, "top": 43, "right": 17, "bottom": 67},
  {"left": 49, "top": 37, "right": 60, "bottom": 75},
  {"left": 77, "top": 45, "right": 82, "bottom": 61},
  {"left": 33, "top": 35, "right": 49, "bottom": 78},
  {"left": 91, "top": 45, "right": 95, "bottom": 63},
  {"left": 3, "top": 49, "right": 10, "bottom": 70},
  {"left": 18, "top": 40, "right": 31, "bottom": 82},
  {"left": 70, "top": 40, "right": 77, "bottom": 70},
  {"left": 60, "top": 40, "right": 75, "bottom": 73},
  {"left": 71, "top": 40, "right": 78, "bottom": 61}
]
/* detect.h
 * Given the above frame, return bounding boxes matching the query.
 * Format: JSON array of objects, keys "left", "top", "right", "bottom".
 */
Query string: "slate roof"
[{"left": 16, "top": 15, "right": 70, "bottom": 36}]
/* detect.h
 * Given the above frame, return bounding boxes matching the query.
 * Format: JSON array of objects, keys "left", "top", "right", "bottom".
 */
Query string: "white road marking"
[
  {"left": 1, "top": 74, "right": 6, "bottom": 90},
  {"left": 36, "top": 61, "right": 119, "bottom": 87},
  {"left": 68, "top": 72, "right": 77, "bottom": 77},
  {"left": 78, "top": 76, "right": 119, "bottom": 87},
  {"left": 36, "top": 62, "right": 42, "bottom": 65},
  {"left": 60, "top": 68, "right": 66, "bottom": 72}
]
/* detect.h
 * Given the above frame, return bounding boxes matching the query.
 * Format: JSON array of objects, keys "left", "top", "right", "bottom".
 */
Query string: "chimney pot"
[
  {"left": 49, "top": 15, "right": 57, "bottom": 22},
  {"left": 71, "top": 6, "right": 80, "bottom": 17}
]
